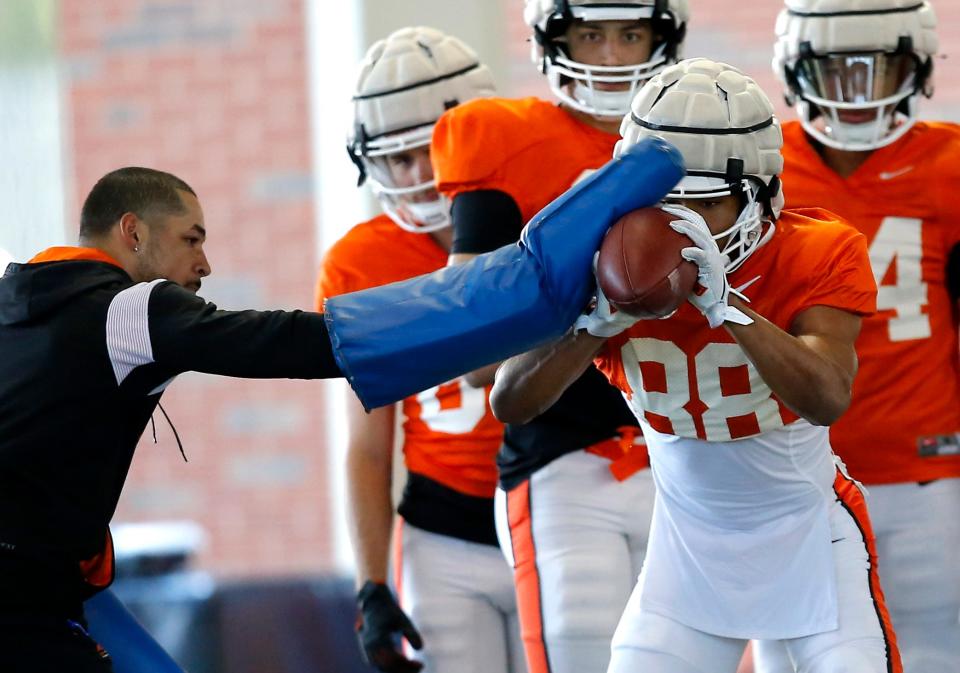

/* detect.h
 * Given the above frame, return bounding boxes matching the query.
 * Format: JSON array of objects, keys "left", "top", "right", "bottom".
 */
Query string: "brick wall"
[{"left": 60, "top": 0, "right": 333, "bottom": 578}]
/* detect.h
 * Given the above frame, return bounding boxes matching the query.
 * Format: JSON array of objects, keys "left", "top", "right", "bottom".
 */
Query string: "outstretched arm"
[
  {"left": 490, "top": 329, "right": 605, "bottom": 425},
  {"left": 726, "top": 300, "right": 861, "bottom": 426},
  {"left": 140, "top": 281, "right": 342, "bottom": 380}
]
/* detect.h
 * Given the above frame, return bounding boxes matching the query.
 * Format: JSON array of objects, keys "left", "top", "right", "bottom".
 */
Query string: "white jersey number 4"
[{"left": 869, "top": 217, "right": 930, "bottom": 341}]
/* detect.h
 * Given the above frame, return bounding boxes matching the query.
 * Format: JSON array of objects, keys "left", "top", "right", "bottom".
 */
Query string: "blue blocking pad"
[
  {"left": 325, "top": 138, "right": 684, "bottom": 410},
  {"left": 85, "top": 590, "right": 185, "bottom": 673}
]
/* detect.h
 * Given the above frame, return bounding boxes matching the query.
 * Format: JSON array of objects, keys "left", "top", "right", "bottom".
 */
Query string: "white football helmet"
[
  {"left": 349, "top": 27, "right": 496, "bottom": 233},
  {"left": 774, "top": 0, "right": 937, "bottom": 151},
  {"left": 618, "top": 58, "right": 784, "bottom": 273},
  {"left": 524, "top": 0, "right": 688, "bottom": 119}
]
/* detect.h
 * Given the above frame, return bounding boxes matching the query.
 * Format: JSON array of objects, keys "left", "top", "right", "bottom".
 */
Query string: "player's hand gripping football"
[
  {"left": 663, "top": 204, "right": 753, "bottom": 329},
  {"left": 356, "top": 581, "right": 424, "bottom": 673},
  {"left": 574, "top": 253, "right": 645, "bottom": 338}
]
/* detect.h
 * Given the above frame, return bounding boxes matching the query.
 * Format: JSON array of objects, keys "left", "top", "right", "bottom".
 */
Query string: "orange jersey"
[
  {"left": 781, "top": 120, "right": 960, "bottom": 484},
  {"left": 316, "top": 214, "right": 504, "bottom": 498},
  {"left": 596, "top": 210, "right": 877, "bottom": 442},
  {"left": 431, "top": 96, "right": 619, "bottom": 222}
]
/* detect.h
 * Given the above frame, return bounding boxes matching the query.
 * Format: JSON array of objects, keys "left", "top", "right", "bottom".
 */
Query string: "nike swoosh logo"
[
  {"left": 831, "top": 537, "right": 846, "bottom": 544},
  {"left": 879, "top": 166, "right": 914, "bottom": 180}
]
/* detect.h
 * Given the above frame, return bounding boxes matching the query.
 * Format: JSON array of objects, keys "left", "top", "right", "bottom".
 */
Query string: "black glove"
[{"left": 355, "top": 581, "right": 424, "bottom": 672}]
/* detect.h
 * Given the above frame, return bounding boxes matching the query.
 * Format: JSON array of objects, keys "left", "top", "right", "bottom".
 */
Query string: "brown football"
[{"left": 596, "top": 207, "right": 699, "bottom": 318}]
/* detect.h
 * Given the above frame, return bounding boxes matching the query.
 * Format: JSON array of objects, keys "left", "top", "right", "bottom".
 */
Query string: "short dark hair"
[{"left": 79, "top": 167, "right": 196, "bottom": 240}]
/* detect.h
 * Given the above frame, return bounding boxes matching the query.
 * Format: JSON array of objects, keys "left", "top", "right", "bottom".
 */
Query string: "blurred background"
[{"left": 1, "top": 1, "right": 958, "bottom": 671}]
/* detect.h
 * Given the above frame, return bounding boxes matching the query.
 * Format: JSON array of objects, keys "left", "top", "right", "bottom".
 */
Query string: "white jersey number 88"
[{"left": 622, "top": 339, "right": 784, "bottom": 442}]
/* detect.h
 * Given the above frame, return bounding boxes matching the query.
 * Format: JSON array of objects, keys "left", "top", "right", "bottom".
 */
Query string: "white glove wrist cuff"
[
  {"left": 706, "top": 305, "right": 754, "bottom": 328},
  {"left": 574, "top": 312, "right": 628, "bottom": 338}
]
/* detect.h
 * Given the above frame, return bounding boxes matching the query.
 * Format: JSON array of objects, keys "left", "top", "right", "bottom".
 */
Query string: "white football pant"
[
  {"left": 755, "top": 478, "right": 960, "bottom": 673},
  {"left": 611, "top": 483, "right": 899, "bottom": 673},
  {"left": 394, "top": 521, "right": 526, "bottom": 673},
  {"left": 495, "top": 450, "right": 655, "bottom": 673}
]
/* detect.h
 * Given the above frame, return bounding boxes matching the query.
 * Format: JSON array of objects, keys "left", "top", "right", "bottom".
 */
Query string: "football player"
[
  {"left": 491, "top": 58, "right": 899, "bottom": 673},
  {"left": 430, "top": 2, "right": 688, "bottom": 672},
  {"left": 316, "top": 28, "right": 524, "bottom": 673},
  {"left": 755, "top": 1, "right": 960, "bottom": 672}
]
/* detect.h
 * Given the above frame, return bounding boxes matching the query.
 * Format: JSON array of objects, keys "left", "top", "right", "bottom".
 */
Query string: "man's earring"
[{"left": 134, "top": 246, "right": 139, "bottom": 253}]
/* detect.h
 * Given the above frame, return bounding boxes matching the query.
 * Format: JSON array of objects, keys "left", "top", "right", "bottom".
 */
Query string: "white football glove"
[
  {"left": 574, "top": 254, "right": 644, "bottom": 338},
  {"left": 662, "top": 204, "right": 753, "bottom": 329}
]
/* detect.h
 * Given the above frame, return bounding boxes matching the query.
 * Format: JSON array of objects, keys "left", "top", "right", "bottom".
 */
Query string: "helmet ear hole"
[
  {"left": 348, "top": 147, "right": 366, "bottom": 187},
  {"left": 783, "top": 64, "right": 800, "bottom": 96},
  {"left": 760, "top": 176, "right": 780, "bottom": 219},
  {"left": 784, "top": 41, "right": 814, "bottom": 107},
  {"left": 671, "top": 22, "right": 687, "bottom": 56},
  {"left": 532, "top": 25, "right": 549, "bottom": 47},
  {"left": 781, "top": 65, "right": 797, "bottom": 106},
  {"left": 917, "top": 56, "right": 934, "bottom": 97},
  {"left": 348, "top": 123, "right": 369, "bottom": 187}
]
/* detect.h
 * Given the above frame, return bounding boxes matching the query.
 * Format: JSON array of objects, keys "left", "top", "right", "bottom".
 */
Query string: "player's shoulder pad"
[
  {"left": 776, "top": 208, "right": 876, "bottom": 315},
  {"left": 920, "top": 121, "right": 960, "bottom": 169},
  {"left": 779, "top": 119, "right": 806, "bottom": 142},
  {"left": 777, "top": 207, "right": 868, "bottom": 258},
  {"left": 323, "top": 214, "right": 397, "bottom": 268},
  {"left": 916, "top": 119, "right": 960, "bottom": 139},
  {"left": 779, "top": 206, "right": 862, "bottom": 235},
  {"left": 779, "top": 118, "right": 804, "bottom": 135},
  {"left": 432, "top": 96, "right": 560, "bottom": 186},
  {"left": 901, "top": 121, "right": 960, "bottom": 166},
  {"left": 319, "top": 214, "right": 401, "bottom": 300}
]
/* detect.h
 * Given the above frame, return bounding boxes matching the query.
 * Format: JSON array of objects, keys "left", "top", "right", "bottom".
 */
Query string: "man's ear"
[{"left": 117, "top": 212, "right": 142, "bottom": 251}]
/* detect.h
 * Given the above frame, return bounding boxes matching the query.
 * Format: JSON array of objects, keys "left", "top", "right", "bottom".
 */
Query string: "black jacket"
[{"left": 0, "top": 248, "right": 337, "bottom": 603}]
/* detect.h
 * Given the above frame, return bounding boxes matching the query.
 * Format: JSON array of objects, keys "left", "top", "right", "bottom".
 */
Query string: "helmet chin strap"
[
  {"left": 380, "top": 195, "right": 451, "bottom": 234},
  {"left": 830, "top": 119, "right": 887, "bottom": 145},
  {"left": 570, "top": 83, "right": 634, "bottom": 119},
  {"left": 367, "top": 171, "right": 451, "bottom": 233},
  {"left": 405, "top": 200, "right": 450, "bottom": 228},
  {"left": 798, "top": 95, "right": 918, "bottom": 152}
]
